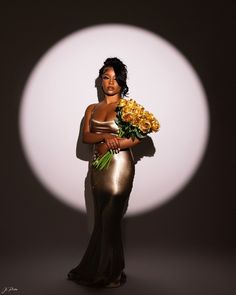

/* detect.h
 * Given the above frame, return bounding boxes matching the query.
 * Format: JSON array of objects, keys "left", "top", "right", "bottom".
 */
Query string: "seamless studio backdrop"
[{"left": 0, "top": 1, "right": 235, "bottom": 295}]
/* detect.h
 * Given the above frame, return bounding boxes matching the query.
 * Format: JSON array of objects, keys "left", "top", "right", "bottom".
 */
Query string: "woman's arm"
[
  {"left": 104, "top": 134, "right": 141, "bottom": 150},
  {"left": 97, "top": 137, "right": 141, "bottom": 157},
  {"left": 82, "top": 104, "right": 118, "bottom": 144},
  {"left": 118, "top": 137, "right": 141, "bottom": 149}
]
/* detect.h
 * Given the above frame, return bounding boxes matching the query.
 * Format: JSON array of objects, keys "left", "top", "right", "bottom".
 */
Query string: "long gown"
[{"left": 67, "top": 118, "right": 135, "bottom": 287}]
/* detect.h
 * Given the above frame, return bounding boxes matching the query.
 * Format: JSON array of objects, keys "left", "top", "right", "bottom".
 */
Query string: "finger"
[
  {"left": 105, "top": 138, "right": 115, "bottom": 147},
  {"left": 114, "top": 147, "right": 120, "bottom": 153},
  {"left": 111, "top": 138, "right": 119, "bottom": 148},
  {"left": 106, "top": 139, "right": 116, "bottom": 149},
  {"left": 108, "top": 143, "right": 114, "bottom": 150},
  {"left": 105, "top": 142, "right": 111, "bottom": 150},
  {"left": 114, "top": 138, "right": 120, "bottom": 148},
  {"left": 112, "top": 142, "right": 119, "bottom": 150},
  {"left": 111, "top": 137, "right": 118, "bottom": 146}
]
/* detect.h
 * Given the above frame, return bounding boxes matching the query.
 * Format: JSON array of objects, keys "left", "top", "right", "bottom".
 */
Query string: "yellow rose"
[
  {"left": 118, "top": 98, "right": 127, "bottom": 107},
  {"left": 130, "top": 108, "right": 136, "bottom": 115},
  {"left": 126, "top": 99, "right": 137, "bottom": 108},
  {"left": 151, "top": 120, "right": 160, "bottom": 132},
  {"left": 145, "top": 112, "right": 155, "bottom": 121},
  {"left": 131, "top": 116, "right": 141, "bottom": 126},
  {"left": 122, "top": 106, "right": 133, "bottom": 114},
  {"left": 139, "top": 119, "right": 151, "bottom": 133},
  {"left": 122, "top": 112, "right": 133, "bottom": 123}
]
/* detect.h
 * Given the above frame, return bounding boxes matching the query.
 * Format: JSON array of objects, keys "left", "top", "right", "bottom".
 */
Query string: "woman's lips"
[{"left": 107, "top": 86, "right": 114, "bottom": 90}]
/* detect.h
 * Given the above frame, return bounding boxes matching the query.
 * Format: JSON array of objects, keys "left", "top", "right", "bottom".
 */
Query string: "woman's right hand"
[{"left": 95, "top": 142, "right": 109, "bottom": 158}]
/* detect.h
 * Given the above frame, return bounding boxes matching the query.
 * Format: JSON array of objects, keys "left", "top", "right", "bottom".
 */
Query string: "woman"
[{"left": 67, "top": 57, "right": 141, "bottom": 288}]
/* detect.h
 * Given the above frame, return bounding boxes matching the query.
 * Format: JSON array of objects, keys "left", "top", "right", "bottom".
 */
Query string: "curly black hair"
[{"left": 99, "top": 57, "right": 129, "bottom": 97}]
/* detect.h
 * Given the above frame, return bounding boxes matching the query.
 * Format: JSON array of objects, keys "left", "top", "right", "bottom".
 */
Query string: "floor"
[{"left": 0, "top": 244, "right": 235, "bottom": 295}]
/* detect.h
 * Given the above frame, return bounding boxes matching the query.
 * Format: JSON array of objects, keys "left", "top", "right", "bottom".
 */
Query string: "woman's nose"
[{"left": 109, "top": 78, "right": 114, "bottom": 84}]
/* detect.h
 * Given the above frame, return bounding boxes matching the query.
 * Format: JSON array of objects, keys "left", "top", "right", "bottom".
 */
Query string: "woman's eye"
[{"left": 103, "top": 76, "right": 109, "bottom": 79}]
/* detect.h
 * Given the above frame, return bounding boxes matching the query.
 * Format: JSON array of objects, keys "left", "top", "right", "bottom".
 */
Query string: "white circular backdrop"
[{"left": 19, "top": 24, "right": 210, "bottom": 216}]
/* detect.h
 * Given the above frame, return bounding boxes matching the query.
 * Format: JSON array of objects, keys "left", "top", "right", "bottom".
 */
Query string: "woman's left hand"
[{"left": 104, "top": 136, "right": 120, "bottom": 151}]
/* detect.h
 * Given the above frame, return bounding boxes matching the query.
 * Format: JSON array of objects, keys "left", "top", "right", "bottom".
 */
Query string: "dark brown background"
[{"left": 0, "top": 1, "right": 235, "bottom": 294}]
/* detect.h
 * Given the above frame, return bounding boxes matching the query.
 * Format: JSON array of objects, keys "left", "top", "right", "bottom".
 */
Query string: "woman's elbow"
[
  {"left": 83, "top": 132, "right": 95, "bottom": 144},
  {"left": 82, "top": 133, "right": 89, "bottom": 144},
  {"left": 134, "top": 138, "right": 142, "bottom": 146},
  {"left": 82, "top": 137, "right": 89, "bottom": 144}
]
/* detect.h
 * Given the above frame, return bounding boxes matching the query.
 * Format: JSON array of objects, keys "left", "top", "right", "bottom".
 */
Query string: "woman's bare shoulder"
[{"left": 85, "top": 102, "right": 98, "bottom": 113}]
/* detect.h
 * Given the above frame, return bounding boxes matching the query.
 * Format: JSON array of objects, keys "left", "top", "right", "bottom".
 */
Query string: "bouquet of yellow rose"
[{"left": 92, "top": 98, "right": 160, "bottom": 170}]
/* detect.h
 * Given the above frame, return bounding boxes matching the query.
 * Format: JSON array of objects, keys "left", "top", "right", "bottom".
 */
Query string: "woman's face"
[{"left": 101, "top": 67, "right": 121, "bottom": 96}]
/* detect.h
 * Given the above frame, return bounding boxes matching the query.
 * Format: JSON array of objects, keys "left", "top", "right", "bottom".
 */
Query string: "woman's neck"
[{"left": 104, "top": 94, "right": 121, "bottom": 104}]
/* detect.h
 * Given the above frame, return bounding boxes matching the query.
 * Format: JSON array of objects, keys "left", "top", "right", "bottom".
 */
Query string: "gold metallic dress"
[{"left": 67, "top": 118, "right": 135, "bottom": 287}]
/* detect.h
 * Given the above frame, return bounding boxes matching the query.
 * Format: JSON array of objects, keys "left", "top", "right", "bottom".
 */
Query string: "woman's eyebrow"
[{"left": 102, "top": 74, "right": 116, "bottom": 78}]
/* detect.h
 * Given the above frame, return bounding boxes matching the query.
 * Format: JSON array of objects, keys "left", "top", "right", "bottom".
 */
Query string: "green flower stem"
[
  {"left": 118, "top": 129, "right": 125, "bottom": 138},
  {"left": 92, "top": 150, "right": 114, "bottom": 170}
]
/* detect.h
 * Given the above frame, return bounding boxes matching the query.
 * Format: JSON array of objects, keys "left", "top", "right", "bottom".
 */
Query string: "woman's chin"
[{"left": 104, "top": 91, "right": 117, "bottom": 96}]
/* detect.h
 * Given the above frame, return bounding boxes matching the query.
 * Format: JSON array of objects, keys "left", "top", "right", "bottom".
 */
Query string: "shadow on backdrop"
[{"left": 75, "top": 77, "right": 156, "bottom": 233}]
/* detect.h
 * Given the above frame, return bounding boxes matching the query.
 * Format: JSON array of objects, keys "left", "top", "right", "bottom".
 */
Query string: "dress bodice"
[{"left": 90, "top": 118, "right": 119, "bottom": 134}]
